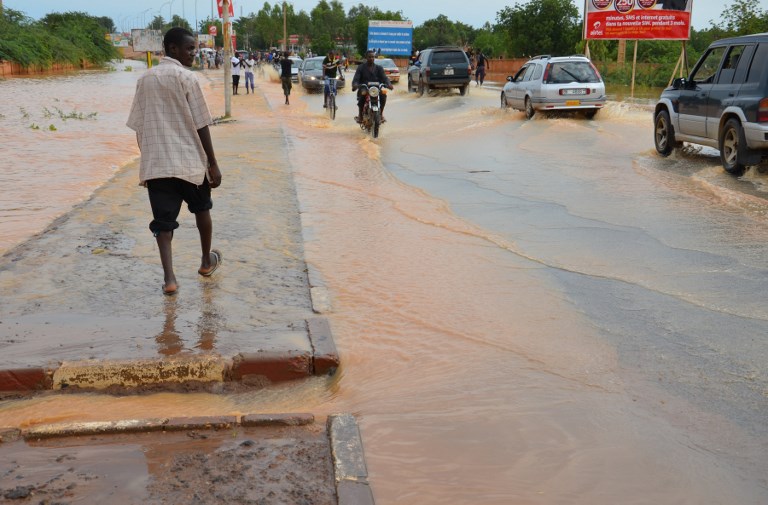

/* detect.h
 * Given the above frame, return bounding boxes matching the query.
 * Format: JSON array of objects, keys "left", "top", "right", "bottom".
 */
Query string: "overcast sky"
[{"left": 3, "top": 1, "right": 733, "bottom": 32}]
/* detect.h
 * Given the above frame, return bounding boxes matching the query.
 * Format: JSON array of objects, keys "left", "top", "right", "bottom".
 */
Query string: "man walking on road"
[
  {"left": 475, "top": 51, "right": 489, "bottom": 86},
  {"left": 127, "top": 27, "right": 223, "bottom": 296}
]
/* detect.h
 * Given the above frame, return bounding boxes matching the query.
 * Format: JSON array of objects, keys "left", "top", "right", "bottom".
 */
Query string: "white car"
[
  {"left": 287, "top": 56, "right": 303, "bottom": 82},
  {"left": 501, "top": 55, "right": 605, "bottom": 119}
]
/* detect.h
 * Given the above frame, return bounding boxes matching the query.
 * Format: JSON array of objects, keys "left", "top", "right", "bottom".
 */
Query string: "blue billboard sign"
[{"left": 367, "top": 20, "right": 413, "bottom": 56}]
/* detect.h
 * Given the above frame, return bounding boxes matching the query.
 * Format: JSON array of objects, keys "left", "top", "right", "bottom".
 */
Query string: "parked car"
[
  {"left": 374, "top": 58, "right": 400, "bottom": 83},
  {"left": 501, "top": 55, "right": 605, "bottom": 119},
  {"left": 407, "top": 46, "right": 472, "bottom": 96},
  {"left": 298, "top": 56, "right": 346, "bottom": 92},
  {"left": 654, "top": 33, "right": 768, "bottom": 174}
]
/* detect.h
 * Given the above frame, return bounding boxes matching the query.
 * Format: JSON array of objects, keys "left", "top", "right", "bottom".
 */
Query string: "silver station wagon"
[{"left": 501, "top": 55, "right": 606, "bottom": 119}]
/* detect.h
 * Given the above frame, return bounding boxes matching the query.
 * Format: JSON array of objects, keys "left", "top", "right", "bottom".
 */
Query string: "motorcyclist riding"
[{"left": 352, "top": 50, "right": 393, "bottom": 123}]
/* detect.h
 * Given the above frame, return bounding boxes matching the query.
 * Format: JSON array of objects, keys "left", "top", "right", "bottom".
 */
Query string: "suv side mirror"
[
  {"left": 507, "top": 76, "right": 513, "bottom": 82},
  {"left": 672, "top": 77, "right": 687, "bottom": 90}
]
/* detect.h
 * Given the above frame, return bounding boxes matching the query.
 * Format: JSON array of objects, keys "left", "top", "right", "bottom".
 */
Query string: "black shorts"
[{"left": 146, "top": 177, "right": 212, "bottom": 233}]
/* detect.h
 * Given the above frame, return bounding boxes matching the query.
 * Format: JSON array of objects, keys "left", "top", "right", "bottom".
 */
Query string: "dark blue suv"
[{"left": 654, "top": 33, "right": 768, "bottom": 174}]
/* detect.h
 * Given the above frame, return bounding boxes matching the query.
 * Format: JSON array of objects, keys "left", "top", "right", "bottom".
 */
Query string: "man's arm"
[
  {"left": 377, "top": 66, "right": 393, "bottom": 89},
  {"left": 351, "top": 67, "right": 363, "bottom": 90},
  {"left": 197, "top": 126, "right": 221, "bottom": 188}
]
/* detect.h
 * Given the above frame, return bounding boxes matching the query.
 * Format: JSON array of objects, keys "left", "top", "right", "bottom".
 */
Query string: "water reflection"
[
  {"left": 154, "top": 297, "right": 183, "bottom": 356},
  {"left": 153, "top": 282, "right": 223, "bottom": 355}
]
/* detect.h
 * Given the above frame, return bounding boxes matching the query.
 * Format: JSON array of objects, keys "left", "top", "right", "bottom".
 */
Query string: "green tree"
[
  {"left": 0, "top": 8, "right": 118, "bottom": 67},
  {"left": 310, "top": 0, "right": 346, "bottom": 42},
  {"left": 495, "top": 0, "right": 580, "bottom": 57},
  {"left": 717, "top": 0, "right": 768, "bottom": 36},
  {"left": 150, "top": 15, "right": 167, "bottom": 31},
  {"left": 470, "top": 23, "right": 503, "bottom": 57},
  {"left": 414, "top": 15, "right": 461, "bottom": 48}
]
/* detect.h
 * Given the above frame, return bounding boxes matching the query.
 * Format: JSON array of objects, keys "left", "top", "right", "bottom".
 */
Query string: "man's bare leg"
[
  {"left": 156, "top": 230, "right": 177, "bottom": 293},
  {"left": 196, "top": 210, "right": 221, "bottom": 277}
]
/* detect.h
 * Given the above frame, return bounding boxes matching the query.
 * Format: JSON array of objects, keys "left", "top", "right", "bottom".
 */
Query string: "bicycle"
[{"left": 324, "top": 75, "right": 340, "bottom": 120}]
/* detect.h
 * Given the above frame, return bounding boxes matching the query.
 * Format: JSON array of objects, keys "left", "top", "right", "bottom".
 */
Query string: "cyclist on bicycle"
[{"left": 322, "top": 50, "right": 343, "bottom": 109}]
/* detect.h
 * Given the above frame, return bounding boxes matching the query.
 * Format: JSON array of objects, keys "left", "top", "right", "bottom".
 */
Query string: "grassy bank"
[{"left": 0, "top": 9, "right": 118, "bottom": 69}]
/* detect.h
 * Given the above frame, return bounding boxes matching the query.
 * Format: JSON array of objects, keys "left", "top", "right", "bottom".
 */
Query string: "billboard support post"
[{"left": 631, "top": 40, "right": 638, "bottom": 99}]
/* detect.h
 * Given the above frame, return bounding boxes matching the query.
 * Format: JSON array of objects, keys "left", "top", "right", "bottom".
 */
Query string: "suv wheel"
[
  {"left": 459, "top": 84, "right": 468, "bottom": 96},
  {"left": 408, "top": 75, "right": 415, "bottom": 93},
  {"left": 524, "top": 97, "right": 535, "bottom": 119},
  {"left": 654, "top": 109, "right": 676, "bottom": 156},
  {"left": 500, "top": 92, "right": 508, "bottom": 109},
  {"left": 418, "top": 78, "right": 425, "bottom": 97},
  {"left": 720, "top": 118, "right": 747, "bottom": 175}
]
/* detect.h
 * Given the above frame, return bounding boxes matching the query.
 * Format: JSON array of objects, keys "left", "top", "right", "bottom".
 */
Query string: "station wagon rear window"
[
  {"left": 547, "top": 62, "right": 600, "bottom": 84},
  {"left": 431, "top": 51, "right": 466, "bottom": 64}
]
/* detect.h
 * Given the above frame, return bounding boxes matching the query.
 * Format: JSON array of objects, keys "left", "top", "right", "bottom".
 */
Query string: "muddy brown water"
[{"left": 2, "top": 62, "right": 768, "bottom": 503}]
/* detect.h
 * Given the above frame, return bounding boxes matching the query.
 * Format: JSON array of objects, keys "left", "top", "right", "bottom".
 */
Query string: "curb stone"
[
  {"left": 328, "top": 414, "right": 375, "bottom": 505},
  {"left": 0, "top": 317, "right": 338, "bottom": 395}
]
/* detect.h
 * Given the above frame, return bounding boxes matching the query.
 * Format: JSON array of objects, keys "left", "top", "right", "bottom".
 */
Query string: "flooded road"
[{"left": 1, "top": 67, "right": 768, "bottom": 503}]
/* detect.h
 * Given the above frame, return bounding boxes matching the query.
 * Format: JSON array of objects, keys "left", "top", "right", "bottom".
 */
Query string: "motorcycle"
[{"left": 357, "top": 82, "right": 387, "bottom": 139}]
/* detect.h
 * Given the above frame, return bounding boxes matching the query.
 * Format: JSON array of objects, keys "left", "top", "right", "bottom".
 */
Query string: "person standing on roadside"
[
  {"left": 279, "top": 51, "right": 292, "bottom": 105},
  {"left": 244, "top": 53, "right": 256, "bottom": 94},
  {"left": 127, "top": 27, "right": 223, "bottom": 296},
  {"left": 475, "top": 51, "right": 489, "bottom": 86},
  {"left": 231, "top": 54, "right": 244, "bottom": 95}
]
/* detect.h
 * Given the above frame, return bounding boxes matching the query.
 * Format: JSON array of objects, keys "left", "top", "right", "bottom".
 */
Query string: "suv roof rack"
[{"left": 531, "top": 55, "right": 551, "bottom": 60}]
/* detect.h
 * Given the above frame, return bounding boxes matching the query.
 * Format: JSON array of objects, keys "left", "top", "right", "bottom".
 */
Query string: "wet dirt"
[{"left": 0, "top": 424, "right": 335, "bottom": 505}]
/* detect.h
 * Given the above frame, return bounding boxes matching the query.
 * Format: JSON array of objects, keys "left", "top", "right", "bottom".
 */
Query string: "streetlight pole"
[
  {"left": 223, "top": 0, "right": 231, "bottom": 117},
  {"left": 169, "top": 0, "right": 177, "bottom": 26},
  {"left": 141, "top": 8, "right": 152, "bottom": 28}
]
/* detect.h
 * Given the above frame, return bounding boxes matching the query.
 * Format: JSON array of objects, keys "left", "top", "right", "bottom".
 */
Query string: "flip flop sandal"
[{"left": 198, "top": 249, "right": 222, "bottom": 277}]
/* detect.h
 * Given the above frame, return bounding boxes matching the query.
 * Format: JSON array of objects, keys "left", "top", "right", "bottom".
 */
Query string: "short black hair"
[{"left": 163, "top": 27, "right": 194, "bottom": 53}]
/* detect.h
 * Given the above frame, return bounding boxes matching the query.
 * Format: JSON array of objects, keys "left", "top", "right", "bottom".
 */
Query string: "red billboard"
[{"left": 584, "top": 0, "right": 693, "bottom": 40}]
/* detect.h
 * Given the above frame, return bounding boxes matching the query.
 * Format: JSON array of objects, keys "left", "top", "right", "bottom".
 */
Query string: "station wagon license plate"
[
  {"left": 565, "top": 100, "right": 581, "bottom": 106},
  {"left": 562, "top": 88, "right": 587, "bottom": 95},
  {"left": 444, "top": 68, "right": 454, "bottom": 76}
]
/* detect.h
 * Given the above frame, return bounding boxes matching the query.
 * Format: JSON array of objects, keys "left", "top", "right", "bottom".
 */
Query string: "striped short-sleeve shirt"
[{"left": 127, "top": 57, "right": 213, "bottom": 185}]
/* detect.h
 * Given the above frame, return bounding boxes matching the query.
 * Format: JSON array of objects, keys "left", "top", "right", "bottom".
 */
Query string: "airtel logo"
[{"left": 593, "top": 21, "right": 602, "bottom": 30}]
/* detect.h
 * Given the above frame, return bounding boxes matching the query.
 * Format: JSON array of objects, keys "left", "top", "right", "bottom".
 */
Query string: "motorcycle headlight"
[{"left": 368, "top": 87, "right": 380, "bottom": 97}]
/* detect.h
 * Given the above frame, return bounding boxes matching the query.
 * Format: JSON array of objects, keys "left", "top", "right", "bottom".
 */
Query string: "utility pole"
[
  {"left": 282, "top": 1, "right": 287, "bottom": 52},
  {"left": 223, "top": 0, "right": 231, "bottom": 117}
]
